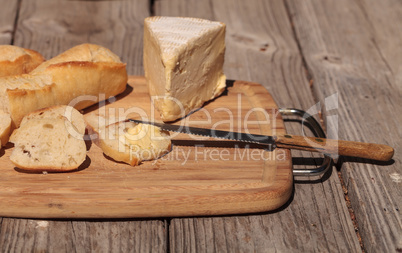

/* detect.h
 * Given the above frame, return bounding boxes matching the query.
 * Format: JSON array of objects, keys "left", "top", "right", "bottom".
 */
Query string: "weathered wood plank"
[
  {"left": 0, "top": 219, "right": 75, "bottom": 252},
  {"left": 357, "top": 0, "right": 402, "bottom": 79},
  {"left": 0, "top": 0, "right": 18, "bottom": 44},
  {"left": 70, "top": 220, "right": 168, "bottom": 252},
  {"left": 0, "top": 219, "right": 168, "bottom": 252},
  {"left": 286, "top": 0, "right": 402, "bottom": 251},
  {"left": 154, "top": 0, "right": 361, "bottom": 251},
  {"left": 0, "top": 0, "right": 168, "bottom": 252},
  {"left": 13, "top": 0, "right": 145, "bottom": 75}
]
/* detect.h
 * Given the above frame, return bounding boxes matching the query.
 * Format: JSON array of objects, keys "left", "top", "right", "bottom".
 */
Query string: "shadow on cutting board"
[
  {"left": 14, "top": 155, "right": 92, "bottom": 174},
  {"left": 83, "top": 84, "right": 134, "bottom": 114}
]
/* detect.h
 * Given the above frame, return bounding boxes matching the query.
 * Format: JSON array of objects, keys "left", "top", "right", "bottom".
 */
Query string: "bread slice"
[
  {"left": 0, "top": 45, "right": 45, "bottom": 77},
  {"left": 85, "top": 113, "right": 171, "bottom": 166},
  {"left": 9, "top": 106, "right": 86, "bottom": 172},
  {"left": 20, "top": 105, "right": 85, "bottom": 135},
  {"left": 0, "top": 43, "right": 127, "bottom": 127},
  {"left": 0, "top": 111, "right": 11, "bottom": 147}
]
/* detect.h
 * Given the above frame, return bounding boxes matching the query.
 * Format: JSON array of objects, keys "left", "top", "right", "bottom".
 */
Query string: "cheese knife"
[{"left": 129, "top": 119, "right": 394, "bottom": 161}]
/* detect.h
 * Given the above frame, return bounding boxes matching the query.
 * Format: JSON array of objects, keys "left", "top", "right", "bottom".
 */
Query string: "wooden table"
[{"left": 0, "top": 0, "right": 400, "bottom": 252}]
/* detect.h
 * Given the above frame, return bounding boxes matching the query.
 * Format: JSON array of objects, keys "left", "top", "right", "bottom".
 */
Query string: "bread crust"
[
  {"left": 85, "top": 120, "right": 140, "bottom": 166},
  {"left": 8, "top": 61, "right": 127, "bottom": 126},
  {"left": 0, "top": 45, "right": 45, "bottom": 148},
  {"left": 0, "top": 112, "right": 11, "bottom": 147},
  {"left": 1, "top": 44, "right": 128, "bottom": 127},
  {"left": 0, "top": 46, "right": 45, "bottom": 77},
  {"left": 98, "top": 137, "right": 141, "bottom": 166}
]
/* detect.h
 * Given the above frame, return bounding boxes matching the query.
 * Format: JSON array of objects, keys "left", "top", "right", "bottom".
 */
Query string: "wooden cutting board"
[{"left": 0, "top": 76, "right": 292, "bottom": 219}]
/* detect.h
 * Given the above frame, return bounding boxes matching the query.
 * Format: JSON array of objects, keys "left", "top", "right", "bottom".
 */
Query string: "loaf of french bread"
[
  {"left": 9, "top": 105, "right": 86, "bottom": 172},
  {"left": 0, "top": 43, "right": 128, "bottom": 128},
  {"left": 0, "top": 45, "right": 45, "bottom": 77},
  {"left": 0, "top": 45, "right": 45, "bottom": 148}
]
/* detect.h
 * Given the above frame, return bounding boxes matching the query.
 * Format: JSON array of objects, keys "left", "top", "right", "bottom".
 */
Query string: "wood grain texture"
[
  {"left": 13, "top": 0, "right": 146, "bottom": 75},
  {"left": 356, "top": 0, "right": 402, "bottom": 79},
  {"left": 275, "top": 134, "right": 394, "bottom": 161},
  {"left": 0, "top": 219, "right": 167, "bottom": 252},
  {"left": 286, "top": 0, "right": 402, "bottom": 251},
  {"left": 0, "top": 0, "right": 18, "bottom": 44},
  {"left": 0, "top": 0, "right": 168, "bottom": 252},
  {"left": 2, "top": 0, "right": 397, "bottom": 251},
  {"left": 154, "top": 0, "right": 362, "bottom": 252}
]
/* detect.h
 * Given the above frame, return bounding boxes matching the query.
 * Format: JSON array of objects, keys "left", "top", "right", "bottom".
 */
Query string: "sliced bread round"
[
  {"left": 9, "top": 105, "right": 86, "bottom": 172},
  {"left": 85, "top": 114, "right": 171, "bottom": 166},
  {"left": 20, "top": 105, "right": 85, "bottom": 135},
  {"left": 10, "top": 118, "right": 86, "bottom": 172}
]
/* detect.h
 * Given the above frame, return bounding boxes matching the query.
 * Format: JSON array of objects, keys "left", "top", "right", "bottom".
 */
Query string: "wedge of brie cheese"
[{"left": 144, "top": 16, "right": 226, "bottom": 122}]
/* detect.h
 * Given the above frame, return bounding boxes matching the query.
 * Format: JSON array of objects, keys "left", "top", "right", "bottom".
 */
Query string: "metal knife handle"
[{"left": 275, "top": 134, "right": 394, "bottom": 161}]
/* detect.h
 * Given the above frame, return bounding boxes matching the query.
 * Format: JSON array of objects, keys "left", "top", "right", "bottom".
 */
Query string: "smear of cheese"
[
  {"left": 144, "top": 16, "right": 226, "bottom": 122},
  {"left": 121, "top": 123, "right": 165, "bottom": 150}
]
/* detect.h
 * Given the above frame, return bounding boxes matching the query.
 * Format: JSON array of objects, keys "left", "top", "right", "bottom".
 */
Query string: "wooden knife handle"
[{"left": 275, "top": 134, "right": 394, "bottom": 161}]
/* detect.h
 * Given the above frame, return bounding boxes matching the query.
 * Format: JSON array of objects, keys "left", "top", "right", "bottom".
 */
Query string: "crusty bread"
[
  {"left": 0, "top": 111, "right": 11, "bottom": 147},
  {"left": 30, "top": 43, "right": 122, "bottom": 74},
  {"left": 0, "top": 43, "right": 127, "bottom": 127},
  {"left": 9, "top": 106, "right": 86, "bottom": 172},
  {"left": 0, "top": 45, "right": 44, "bottom": 148},
  {"left": 0, "top": 45, "right": 45, "bottom": 77},
  {"left": 85, "top": 113, "right": 171, "bottom": 166}
]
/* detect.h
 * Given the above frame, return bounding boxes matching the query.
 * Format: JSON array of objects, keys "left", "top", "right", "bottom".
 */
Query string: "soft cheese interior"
[{"left": 144, "top": 16, "right": 226, "bottom": 122}]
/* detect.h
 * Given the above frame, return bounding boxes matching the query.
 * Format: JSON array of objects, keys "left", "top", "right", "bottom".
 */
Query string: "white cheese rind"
[{"left": 144, "top": 16, "right": 226, "bottom": 122}]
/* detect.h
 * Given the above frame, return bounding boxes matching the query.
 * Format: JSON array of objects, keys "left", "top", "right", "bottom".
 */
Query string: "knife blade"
[
  {"left": 129, "top": 119, "right": 394, "bottom": 161},
  {"left": 129, "top": 119, "right": 276, "bottom": 146}
]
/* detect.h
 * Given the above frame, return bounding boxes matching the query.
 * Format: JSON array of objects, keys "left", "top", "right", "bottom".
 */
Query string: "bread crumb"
[
  {"left": 36, "top": 220, "right": 49, "bottom": 228},
  {"left": 390, "top": 173, "right": 401, "bottom": 183}
]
